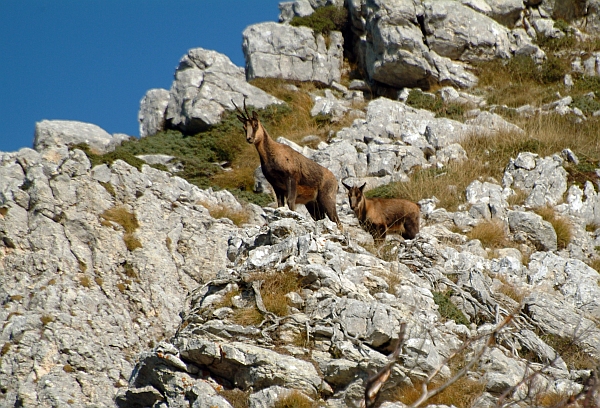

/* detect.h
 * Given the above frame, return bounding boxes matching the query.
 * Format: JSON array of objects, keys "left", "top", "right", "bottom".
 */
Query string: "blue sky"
[{"left": 0, "top": 1, "right": 281, "bottom": 153}]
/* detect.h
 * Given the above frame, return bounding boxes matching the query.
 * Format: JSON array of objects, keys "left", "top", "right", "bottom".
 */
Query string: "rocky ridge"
[{"left": 3, "top": 0, "right": 600, "bottom": 407}]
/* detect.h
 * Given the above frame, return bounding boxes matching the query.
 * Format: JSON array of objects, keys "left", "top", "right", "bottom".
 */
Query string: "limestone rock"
[
  {"left": 166, "top": 48, "right": 282, "bottom": 134},
  {"left": 34, "top": 120, "right": 128, "bottom": 154},
  {"left": 138, "top": 88, "right": 170, "bottom": 137},
  {"left": 508, "top": 210, "right": 558, "bottom": 251},
  {"left": 423, "top": 0, "right": 512, "bottom": 62},
  {"left": 243, "top": 22, "right": 343, "bottom": 85},
  {"left": 279, "top": 0, "right": 314, "bottom": 23},
  {"left": 503, "top": 153, "right": 568, "bottom": 207}
]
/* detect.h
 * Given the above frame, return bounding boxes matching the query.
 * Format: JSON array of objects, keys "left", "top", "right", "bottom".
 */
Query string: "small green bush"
[
  {"left": 571, "top": 94, "right": 600, "bottom": 115},
  {"left": 405, "top": 89, "right": 465, "bottom": 120},
  {"left": 290, "top": 5, "right": 348, "bottom": 35},
  {"left": 433, "top": 291, "right": 470, "bottom": 326}
]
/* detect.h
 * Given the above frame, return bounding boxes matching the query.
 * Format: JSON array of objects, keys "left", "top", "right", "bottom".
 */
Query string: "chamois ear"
[
  {"left": 236, "top": 115, "right": 246, "bottom": 124},
  {"left": 359, "top": 182, "right": 367, "bottom": 191},
  {"left": 342, "top": 181, "right": 352, "bottom": 191}
]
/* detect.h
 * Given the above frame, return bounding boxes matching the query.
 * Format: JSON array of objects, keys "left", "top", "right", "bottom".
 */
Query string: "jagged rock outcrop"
[
  {"left": 6, "top": 101, "right": 600, "bottom": 407},
  {"left": 34, "top": 120, "right": 130, "bottom": 154},
  {"left": 138, "top": 88, "right": 170, "bottom": 138},
  {"left": 5, "top": 1, "right": 600, "bottom": 407},
  {"left": 243, "top": 22, "right": 343, "bottom": 85},
  {"left": 0, "top": 146, "right": 258, "bottom": 407},
  {"left": 276, "top": 97, "right": 523, "bottom": 195},
  {"left": 343, "top": 0, "right": 546, "bottom": 90},
  {"left": 165, "top": 48, "right": 283, "bottom": 135}
]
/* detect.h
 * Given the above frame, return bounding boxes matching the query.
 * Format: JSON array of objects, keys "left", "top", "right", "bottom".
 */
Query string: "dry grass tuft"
[
  {"left": 218, "top": 389, "right": 250, "bottom": 408},
  {"left": 79, "top": 276, "right": 92, "bottom": 288},
  {"left": 532, "top": 391, "right": 573, "bottom": 407},
  {"left": 539, "top": 332, "right": 599, "bottom": 370},
  {"left": 198, "top": 201, "right": 251, "bottom": 227},
  {"left": 497, "top": 281, "right": 527, "bottom": 304},
  {"left": 466, "top": 219, "right": 509, "bottom": 249},
  {"left": 273, "top": 390, "right": 315, "bottom": 408},
  {"left": 392, "top": 377, "right": 486, "bottom": 408},
  {"left": 101, "top": 206, "right": 142, "bottom": 251},
  {"left": 230, "top": 307, "right": 264, "bottom": 327},
  {"left": 246, "top": 270, "right": 302, "bottom": 317},
  {"left": 40, "top": 314, "right": 55, "bottom": 326},
  {"left": 589, "top": 257, "right": 600, "bottom": 274},
  {"left": 214, "top": 288, "right": 241, "bottom": 309},
  {"left": 507, "top": 188, "right": 529, "bottom": 207},
  {"left": 371, "top": 268, "right": 403, "bottom": 294},
  {"left": 533, "top": 206, "right": 573, "bottom": 250},
  {"left": 1, "top": 343, "right": 10, "bottom": 356}
]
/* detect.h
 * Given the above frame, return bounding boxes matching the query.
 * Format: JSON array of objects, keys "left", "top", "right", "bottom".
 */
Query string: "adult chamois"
[
  {"left": 234, "top": 99, "right": 341, "bottom": 227},
  {"left": 343, "top": 181, "right": 420, "bottom": 244}
]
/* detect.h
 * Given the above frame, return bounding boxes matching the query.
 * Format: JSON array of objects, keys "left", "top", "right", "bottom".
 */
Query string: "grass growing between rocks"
[
  {"left": 405, "top": 88, "right": 467, "bottom": 120},
  {"left": 466, "top": 220, "right": 509, "bottom": 249},
  {"left": 273, "top": 390, "right": 315, "bottom": 408},
  {"left": 248, "top": 271, "right": 303, "bottom": 317},
  {"left": 433, "top": 291, "right": 470, "bottom": 326},
  {"left": 218, "top": 389, "right": 250, "bottom": 408},
  {"left": 197, "top": 200, "right": 251, "bottom": 227},
  {"left": 289, "top": 5, "right": 348, "bottom": 36},
  {"left": 538, "top": 332, "right": 599, "bottom": 371},
  {"left": 368, "top": 109, "right": 600, "bottom": 211},
  {"left": 228, "top": 271, "right": 304, "bottom": 326},
  {"left": 391, "top": 377, "right": 486, "bottom": 408},
  {"left": 100, "top": 206, "right": 142, "bottom": 251},
  {"left": 472, "top": 54, "right": 568, "bottom": 108},
  {"left": 533, "top": 206, "right": 573, "bottom": 250}
]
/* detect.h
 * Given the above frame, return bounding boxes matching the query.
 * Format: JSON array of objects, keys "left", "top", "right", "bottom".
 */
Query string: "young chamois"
[
  {"left": 343, "top": 181, "right": 420, "bottom": 244},
  {"left": 234, "top": 99, "right": 341, "bottom": 227}
]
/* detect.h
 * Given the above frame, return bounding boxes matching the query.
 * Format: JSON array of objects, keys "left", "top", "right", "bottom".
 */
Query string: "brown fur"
[
  {"left": 234, "top": 100, "right": 340, "bottom": 226},
  {"left": 343, "top": 181, "right": 420, "bottom": 244}
]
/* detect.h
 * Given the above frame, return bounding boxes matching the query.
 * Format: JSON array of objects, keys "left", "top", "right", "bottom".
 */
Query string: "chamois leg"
[
  {"left": 273, "top": 188, "right": 286, "bottom": 208},
  {"left": 305, "top": 201, "right": 325, "bottom": 221},
  {"left": 373, "top": 226, "right": 387, "bottom": 246},
  {"left": 316, "top": 189, "right": 341, "bottom": 227},
  {"left": 286, "top": 177, "right": 298, "bottom": 211},
  {"left": 402, "top": 214, "right": 420, "bottom": 240}
]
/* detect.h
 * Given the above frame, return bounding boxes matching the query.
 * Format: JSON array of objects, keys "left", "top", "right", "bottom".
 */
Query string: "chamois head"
[
  {"left": 233, "top": 99, "right": 263, "bottom": 144},
  {"left": 342, "top": 181, "right": 367, "bottom": 211}
]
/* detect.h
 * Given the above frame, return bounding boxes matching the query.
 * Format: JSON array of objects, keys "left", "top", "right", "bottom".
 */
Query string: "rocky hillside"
[{"left": 2, "top": 1, "right": 600, "bottom": 407}]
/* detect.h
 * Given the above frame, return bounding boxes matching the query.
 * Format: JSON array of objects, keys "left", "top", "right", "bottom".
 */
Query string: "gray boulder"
[
  {"left": 465, "top": 180, "right": 510, "bottom": 219},
  {"left": 460, "top": 0, "right": 524, "bottom": 27},
  {"left": 279, "top": 0, "right": 314, "bottom": 23},
  {"left": 503, "top": 153, "right": 568, "bottom": 207},
  {"left": 138, "top": 88, "right": 170, "bottom": 137},
  {"left": 243, "top": 22, "right": 343, "bottom": 85},
  {"left": 524, "top": 291, "right": 600, "bottom": 359},
  {"left": 166, "top": 48, "right": 283, "bottom": 134},
  {"left": 423, "top": 0, "right": 512, "bottom": 62},
  {"left": 34, "top": 120, "right": 129, "bottom": 154},
  {"left": 508, "top": 210, "right": 558, "bottom": 251},
  {"left": 560, "top": 181, "right": 600, "bottom": 226}
]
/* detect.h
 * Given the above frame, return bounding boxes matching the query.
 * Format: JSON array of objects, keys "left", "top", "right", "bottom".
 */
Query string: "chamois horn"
[{"left": 231, "top": 98, "right": 250, "bottom": 120}]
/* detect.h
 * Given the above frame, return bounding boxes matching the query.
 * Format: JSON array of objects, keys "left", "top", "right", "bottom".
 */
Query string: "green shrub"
[
  {"left": 405, "top": 89, "right": 465, "bottom": 120},
  {"left": 571, "top": 94, "right": 600, "bottom": 114},
  {"left": 433, "top": 291, "right": 470, "bottom": 326},
  {"left": 290, "top": 5, "right": 348, "bottom": 35}
]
